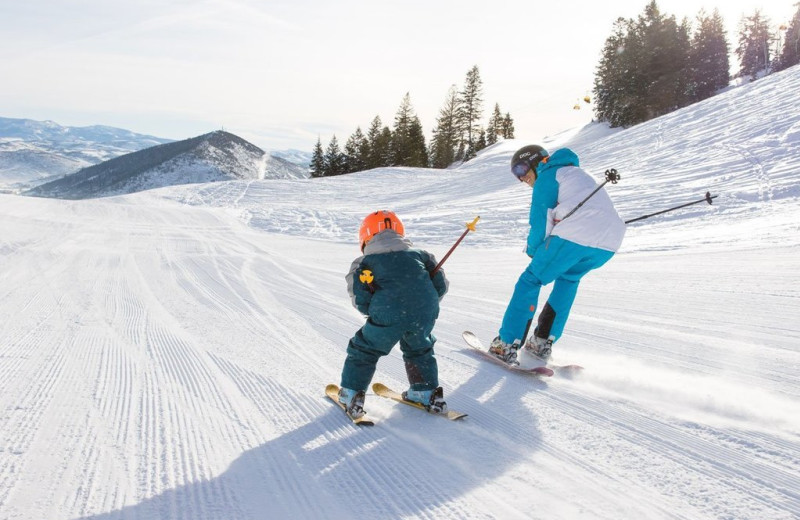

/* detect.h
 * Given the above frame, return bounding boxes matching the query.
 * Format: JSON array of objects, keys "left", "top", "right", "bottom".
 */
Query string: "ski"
[
  {"left": 372, "top": 383, "right": 468, "bottom": 421},
  {"left": 325, "top": 384, "right": 375, "bottom": 426},
  {"left": 462, "top": 331, "right": 556, "bottom": 376}
]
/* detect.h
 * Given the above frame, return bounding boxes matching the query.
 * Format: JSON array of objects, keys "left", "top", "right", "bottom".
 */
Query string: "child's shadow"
[{"left": 75, "top": 365, "right": 546, "bottom": 520}]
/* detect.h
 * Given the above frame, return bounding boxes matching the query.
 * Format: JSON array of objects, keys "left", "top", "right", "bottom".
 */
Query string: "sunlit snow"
[{"left": 1, "top": 65, "right": 799, "bottom": 520}]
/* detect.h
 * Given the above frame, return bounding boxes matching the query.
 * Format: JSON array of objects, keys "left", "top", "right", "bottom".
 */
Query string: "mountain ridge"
[{"left": 25, "top": 130, "right": 307, "bottom": 199}]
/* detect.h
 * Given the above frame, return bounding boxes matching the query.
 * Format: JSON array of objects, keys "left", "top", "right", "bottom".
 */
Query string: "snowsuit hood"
[
  {"left": 540, "top": 148, "right": 579, "bottom": 173},
  {"left": 362, "top": 229, "right": 414, "bottom": 255}
]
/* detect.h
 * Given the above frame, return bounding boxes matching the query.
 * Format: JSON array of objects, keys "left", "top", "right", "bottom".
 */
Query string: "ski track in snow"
[{"left": 2, "top": 67, "right": 800, "bottom": 519}]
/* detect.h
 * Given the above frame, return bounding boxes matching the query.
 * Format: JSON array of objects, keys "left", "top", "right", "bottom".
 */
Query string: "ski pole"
[
  {"left": 625, "top": 192, "right": 717, "bottom": 224},
  {"left": 560, "top": 169, "right": 620, "bottom": 222},
  {"left": 430, "top": 216, "right": 480, "bottom": 277}
]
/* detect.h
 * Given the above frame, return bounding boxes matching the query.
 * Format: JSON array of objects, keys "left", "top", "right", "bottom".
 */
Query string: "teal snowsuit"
[{"left": 341, "top": 230, "right": 449, "bottom": 392}]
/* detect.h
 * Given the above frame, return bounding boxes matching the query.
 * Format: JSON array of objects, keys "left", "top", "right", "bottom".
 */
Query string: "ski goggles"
[
  {"left": 511, "top": 155, "right": 548, "bottom": 180},
  {"left": 511, "top": 160, "right": 533, "bottom": 178}
]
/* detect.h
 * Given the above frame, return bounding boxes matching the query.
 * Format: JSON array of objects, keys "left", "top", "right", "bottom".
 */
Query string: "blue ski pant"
[
  {"left": 499, "top": 236, "right": 615, "bottom": 344},
  {"left": 341, "top": 314, "right": 439, "bottom": 392}
]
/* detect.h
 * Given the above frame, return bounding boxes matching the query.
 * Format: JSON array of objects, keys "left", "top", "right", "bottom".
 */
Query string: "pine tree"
[
  {"left": 310, "top": 138, "right": 325, "bottom": 178},
  {"left": 390, "top": 93, "right": 428, "bottom": 167},
  {"left": 406, "top": 116, "right": 429, "bottom": 167},
  {"left": 594, "top": 2, "right": 692, "bottom": 127},
  {"left": 736, "top": 9, "right": 774, "bottom": 79},
  {"left": 429, "top": 85, "right": 461, "bottom": 168},
  {"left": 357, "top": 127, "right": 371, "bottom": 170},
  {"left": 637, "top": 2, "right": 692, "bottom": 118},
  {"left": 502, "top": 113, "right": 515, "bottom": 139},
  {"left": 343, "top": 127, "right": 367, "bottom": 173},
  {"left": 475, "top": 129, "right": 487, "bottom": 154},
  {"left": 594, "top": 17, "right": 643, "bottom": 127},
  {"left": 486, "top": 103, "right": 503, "bottom": 145},
  {"left": 324, "top": 135, "right": 345, "bottom": 176},
  {"left": 377, "top": 127, "right": 393, "bottom": 167},
  {"left": 775, "top": 3, "right": 800, "bottom": 71},
  {"left": 455, "top": 141, "right": 466, "bottom": 163},
  {"left": 689, "top": 8, "right": 730, "bottom": 102},
  {"left": 458, "top": 65, "right": 484, "bottom": 161},
  {"left": 365, "top": 116, "right": 386, "bottom": 169}
]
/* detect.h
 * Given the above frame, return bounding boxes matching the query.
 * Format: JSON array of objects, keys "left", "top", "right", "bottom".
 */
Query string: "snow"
[{"left": 1, "top": 65, "right": 800, "bottom": 519}]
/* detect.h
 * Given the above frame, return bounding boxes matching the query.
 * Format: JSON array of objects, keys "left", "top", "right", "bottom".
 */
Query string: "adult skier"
[
  {"left": 338, "top": 210, "right": 449, "bottom": 418},
  {"left": 489, "top": 145, "right": 626, "bottom": 364}
]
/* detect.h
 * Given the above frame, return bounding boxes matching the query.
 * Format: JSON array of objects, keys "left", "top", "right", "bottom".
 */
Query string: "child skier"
[{"left": 338, "top": 210, "right": 449, "bottom": 418}]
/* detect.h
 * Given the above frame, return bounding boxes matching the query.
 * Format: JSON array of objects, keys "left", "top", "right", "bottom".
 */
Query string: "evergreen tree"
[
  {"left": 689, "top": 8, "right": 730, "bottom": 102},
  {"left": 365, "top": 116, "right": 387, "bottom": 169},
  {"left": 458, "top": 65, "right": 484, "bottom": 161},
  {"left": 310, "top": 137, "right": 325, "bottom": 178},
  {"left": 343, "top": 127, "right": 367, "bottom": 173},
  {"left": 486, "top": 103, "right": 503, "bottom": 145},
  {"left": 389, "top": 93, "right": 426, "bottom": 166},
  {"left": 406, "top": 116, "right": 429, "bottom": 167},
  {"left": 323, "top": 135, "right": 346, "bottom": 176},
  {"left": 455, "top": 140, "right": 466, "bottom": 163},
  {"left": 637, "top": 2, "right": 692, "bottom": 118},
  {"left": 736, "top": 9, "right": 774, "bottom": 79},
  {"left": 502, "top": 113, "right": 515, "bottom": 139},
  {"left": 377, "top": 127, "right": 393, "bottom": 167},
  {"left": 429, "top": 85, "right": 461, "bottom": 168},
  {"left": 594, "top": 17, "right": 644, "bottom": 127},
  {"left": 357, "top": 127, "right": 371, "bottom": 169},
  {"left": 594, "top": 2, "right": 692, "bottom": 127},
  {"left": 475, "top": 129, "right": 487, "bottom": 153},
  {"left": 776, "top": 3, "right": 800, "bottom": 71}
]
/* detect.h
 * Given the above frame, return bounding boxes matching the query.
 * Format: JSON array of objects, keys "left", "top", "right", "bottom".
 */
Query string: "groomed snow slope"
[{"left": 1, "top": 65, "right": 799, "bottom": 519}]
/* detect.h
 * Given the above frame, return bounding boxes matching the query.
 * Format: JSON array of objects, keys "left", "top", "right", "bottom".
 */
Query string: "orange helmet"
[{"left": 359, "top": 210, "right": 405, "bottom": 251}]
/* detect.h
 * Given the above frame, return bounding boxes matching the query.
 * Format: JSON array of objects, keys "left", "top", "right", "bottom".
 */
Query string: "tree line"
[
  {"left": 594, "top": 0, "right": 800, "bottom": 128},
  {"left": 310, "top": 66, "right": 515, "bottom": 177}
]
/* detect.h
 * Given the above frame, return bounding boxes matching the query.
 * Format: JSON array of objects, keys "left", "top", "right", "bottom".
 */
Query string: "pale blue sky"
[{"left": 0, "top": 0, "right": 793, "bottom": 151}]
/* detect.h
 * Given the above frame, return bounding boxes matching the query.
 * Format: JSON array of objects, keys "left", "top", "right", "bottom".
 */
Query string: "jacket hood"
[
  {"left": 541, "top": 148, "right": 579, "bottom": 172},
  {"left": 363, "top": 230, "right": 413, "bottom": 255}
]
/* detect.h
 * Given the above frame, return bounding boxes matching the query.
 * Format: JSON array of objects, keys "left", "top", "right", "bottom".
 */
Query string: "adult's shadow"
[
  {"left": 452, "top": 348, "right": 549, "bottom": 454},
  {"left": 74, "top": 372, "right": 544, "bottom": 520}
]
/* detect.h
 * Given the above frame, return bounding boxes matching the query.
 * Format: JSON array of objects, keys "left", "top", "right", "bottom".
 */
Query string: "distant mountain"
[
  {"left": 25, "top": 130, "right": 307, "bottom": 199},
  {"left": 0, "top": 117, "right": 173, "bottom": 191},
  {"left": 269, "top": 149, "right": 312, "bottom": 169},
  {"left": 0, "top": 140, "right": 88, "bottom": 190}
]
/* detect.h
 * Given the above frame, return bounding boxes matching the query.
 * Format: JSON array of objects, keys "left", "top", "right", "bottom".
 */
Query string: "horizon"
[{"left": 0, "top": 0, "right": 795, "bottom": 153}]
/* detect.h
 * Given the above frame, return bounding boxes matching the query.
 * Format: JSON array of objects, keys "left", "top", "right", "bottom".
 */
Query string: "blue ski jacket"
[{"left": 528, "top": 148, "right": 625, "bottom": 254}]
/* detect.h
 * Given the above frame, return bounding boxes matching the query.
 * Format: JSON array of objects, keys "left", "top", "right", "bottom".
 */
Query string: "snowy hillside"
[
  {"left": 0, "top": 117, "right": 172, "bottom": 191},
  {"left": 268, "top": 148, "right": 312, "bottom": 170},
  {"left": 1, "top": 65, "right": 800, "bottom": 520},
  {"left": 0, "top": 139, "right": 88, "bottom": 192},
  {"left": 24, "top": 131, "right": 307, "bottom": 199}
]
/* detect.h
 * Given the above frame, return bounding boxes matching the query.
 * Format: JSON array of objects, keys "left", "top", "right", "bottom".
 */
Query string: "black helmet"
[{"left": 511, "top": 145, "right": 549, "bottom": 179}]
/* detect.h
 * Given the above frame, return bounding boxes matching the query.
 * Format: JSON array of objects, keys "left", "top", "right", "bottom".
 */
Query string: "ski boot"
[
  {"left": 489, "top": 336, "right": 521, "bottom": 365},
  {"left": 523, "top": 334, "right": 554, "bottom": 362},
  {"left": 402, "top": 387, "right": 448, "bottom": 414},
  {"left": 338, "top": 387, "right": 366, "bottom": 419}
]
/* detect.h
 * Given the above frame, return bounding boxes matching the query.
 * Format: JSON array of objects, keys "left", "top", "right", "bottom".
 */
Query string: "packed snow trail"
[
  {"left": 2, "top": 65, "right": 800, "bottom": 519},
  {"left": 1, "top": 189, "right": 799, "bottom": 520}
]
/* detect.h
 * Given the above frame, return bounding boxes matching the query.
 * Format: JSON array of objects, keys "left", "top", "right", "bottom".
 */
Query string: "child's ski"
[
  {"left": 462, "top": 331, "right": 560, "bottom": 376},
  {"left": 372, "top": 383, "right": 468, "bottom": 421},
  {"left": 325, "top": 384, "right": 375, "bottom": 426}
]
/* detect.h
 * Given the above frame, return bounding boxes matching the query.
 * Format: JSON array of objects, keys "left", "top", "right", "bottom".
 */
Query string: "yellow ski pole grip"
[{"left": 431, "top": 216, "right": 480, "bottom": 277}]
